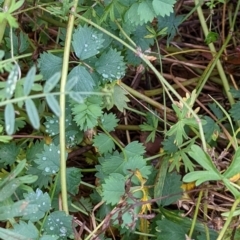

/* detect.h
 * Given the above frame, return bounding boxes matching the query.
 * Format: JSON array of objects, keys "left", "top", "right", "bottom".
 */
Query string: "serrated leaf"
[
  {"left": 102, "top": 173, "right": 125, "bottom": 205},
  {"left": 123, "top": 155, "right": 152, "bottom": 178},
  {"left": 162, "top": 135, "right": 178, "bottom": 154},
  {"left": 4, "top": 103, "right": 15, "bottom": 135},
  {"left": 35, "top": 144, "right": 65, "bottom": 175},
  {"left": 11, "top": 221, "right": 38, "bottom": 240},
  {"left": 138, "top": 0, "right": 155, "bottom": 23},
  {"left": 46, "top": 95, "right": 60, "bottom": 117},
  {"left": 25, "top": 99, "right": 40, "bottom": 129},
  {"left": 157, "top": 12, "right": 184, "bottom": 45},
  {"left": 56, "top": 167, "right": 82, "bottom": 196},
  {"left": 101, "top": 113, "right": 119, "bottom": 131},
  {"left": 223, "top": 148, "right": 240, "bottom": 179},
  {"left": 72, "top": 25, "right": 104, "bottom": 60},
  {"left": 68, "top": 66, "right": 95, "bottom": 94},
  {"left": 152, "top": 0, "right": 176, "bottom": 17},
  {"left": 44, "top": 72, "right": 61, "bottom": 93},
  {"left": 230, "top": 101, "right": 240, "bottom": 121},
  {"left": 203, "top": 116, "right": 220, "bottom": 142},
  {"left": 124, "top": 141, "right": 145, "bottom": 158},
  {"left": 124, "top": 3, "right": 145, "bottom": 26},
  {"left": 23, "top": 66, "right": 36, "bottom": 96},
  {"left": 208, "top": 102, "right": 223, "bottom": 120},
  {"left": 95, "top": 48, "right": 126, "bottom": 81},
  {"left": 93, "top": 133, "right": 115, "bottom": 154},
  {"left": 22, "top": 189, "right": 51, "bottom": 222},
  {"left": 72, "top": 96, "right": 103, "bottom": 131},
  {"left": 0, "top": 142, "right": 20, "bottom": 166},
  {"left": 26, "top": 140, "right": 44, "bottom": 163},
  {"left": 113, "top": 85, "right": 130, "bottom": 112},
  {"left": 156, "top": 218, "right": 186, "bottom": 240},
  {"left": 39, "top": 52, "right": 62, "bottom": 80},
  {"left": 43, "top": 211, "right": 73, "bottom": 239},
  {"left": 0, "top": 227, "right": 29, "bottom": 240},
  {"left": 160, "top": 172, "right": 182, "bottom": 206}
]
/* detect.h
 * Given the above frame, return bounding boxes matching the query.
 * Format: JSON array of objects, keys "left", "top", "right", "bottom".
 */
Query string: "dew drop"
[
  {"left": 52, "top": 170, "right": 56, "bottom": 174},
  {"left": 46, "top": 125, "right": 49, "bottom": 128},
  {"left": 56, "top": 219, "right": 60, "bottom": 221},
  {"left": 49, "top": 148, "right": 52, "bottom": 151},
  {"left": 58, "top": 150, "right": 60, "bottom": 154},
  {"left": 84, "top": 44, "right": 88, "bottom": 47},
  {"left": 42, "top": 202, "right": 45, "bottom": 205},
  {"left": 50, "top": 120, "right": 54, "bottom": 124},
  {"left": 102, "top": 73, "right": 108, "bottom": 78},
  {"left": 42, "top": 157, "right": 47, "bottom": 161},
  {"left": 45, "top": 167, "right": 50, "bottom": 172},
  {"left": 50, "top": 226, "right": 54, "bottom": 230}
]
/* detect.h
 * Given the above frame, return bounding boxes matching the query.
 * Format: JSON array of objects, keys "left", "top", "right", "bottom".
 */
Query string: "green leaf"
[
  {"left": 156, "top": 218, "right": 186, "bottom": 240},
  {"left": 112, "top": 85, "right": 130, "bottom": 112},
  {"left": 123, "top": 155, "right": 152, "bottom": 179},
  {"left": 0, "top": 227, "right": 30, "bottom": 240},
  {"left": 0, "top": 179, "right": 21, "bottom": 201},
  {"left": 56, "top": 167, "right": 82, "bottom": 196},
  {"left": 160, "top": 172, "right": 182, "bottom": 206},
  {"left": 9, "top": 0, "right": 24, "bottom": 13},
  {"left": 35, "top": 144, "right": 65, "bottom": 175},
  {"left": 230, "top": 101, "right": 240, "bottom": 121},
  {"left": 183, "top": 171, "right": 221, "bottom": 186},
  {"left": 4, "top": 103, "right": 15, "bottom": 135},
  {"left": 5, "top": 64, "right": 19, "bottom": 99},
  {"left": 39, "top": 52, "right": 62, "bottom": 80},
  {"left": 43, "top": 72, "right": 61, "bottom": 93},
  {"left": 72, "top": 96, "right": 103, "bottom": 131},
  {"left": 93, "top": 133, "right": 115, "bottom": 154},
  {"left": 157, "top": 12, "right": 184, "bottom": 45},
  {"left": 0, "top": 142, "right": 20, "bottom": 166},
  {"left": 223, "top": 148, "right": 240, "bottom": 179},
  {"left": 23, "top": 66, "right": 36, "bottom": 96},
  {"left": 124, "top": 141, "right": 145, "bottom": 158},
  {"left": 22, "top": 189, "right": 51, "bottom": 222},
  {"left": 95, "top": 48, "right": 126, "bottom": 81},
  {"left": 188, "top": 145, "right": 219, "bottom": 173},
  {"left": 68, "top": 66, "right": 95, "bottom": 94},
  {"left": 152, "top": 0, "right": 176, "bottom": 17},
  {"left": 137, "top": 0, "right": 155, "bottom": 23},
  {"left": 203, "top": 116, "right": 220, "bottom": 142},
  {"left": 11, "top": 221, "right": 38, "bottom": 240},
  {"left": 26, "top": 140, "right": 44, "bottom": 163},
  {"left": 205, "top": 31, "right": 219, "bottom": 44},
  {"left": 162, "top": 136, "right": 178, "bottom": 154},
  {"left": 100, "top": 113, "right": 119, "bottom": 132},
  {"left": 72, "top": 25, "right": 104, "bottom": 60},
  {"left": 43, "top": 211, "right": 73, "bottom": 239},
  {"left": 208, "top": 102, "right": 223, "bottom": 120},
  {"left": 25, "top": 99, "right": 40, "bottom": 129},
  {"left": 124, "top": 3, "right": 145, "bottom": 26},
  {"left": 46, "top": 95, "right": 60, "bottom": 117},
  {"left": 102, "top": 173, "right": 125, "bottom": 205}
]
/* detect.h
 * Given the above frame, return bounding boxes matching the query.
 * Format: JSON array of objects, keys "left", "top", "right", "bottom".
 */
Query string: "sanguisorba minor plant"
[{"left": 1, "top": 0, "right": 240, "bottom": 239}]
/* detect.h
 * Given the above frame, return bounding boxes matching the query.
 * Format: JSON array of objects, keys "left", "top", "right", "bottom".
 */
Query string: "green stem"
[
  {"left": 194, "top": 0, "right": 240, "bottom": 106},
  {"left": 217, "top": 198, "right": 240, "bottom": 240},
  {"left": 0, "top": 0, "right": 12, "bottom": 44},
  {"left": 59, "top": 0, "right": 78, "bottom": 214},
  {"left": 188, "top": 190, "right": 203, "bottom": 238}
]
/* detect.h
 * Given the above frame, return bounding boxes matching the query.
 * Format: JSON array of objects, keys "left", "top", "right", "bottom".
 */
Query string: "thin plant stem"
[
  {"left": 188, "top": 190, "right": 203, "bottom": 238},
  {"left": 217, "top": 198, "right": 240, "bottom": 240},
  {"left": 59, "top": 0, "right": 78, "bottom": 214}
]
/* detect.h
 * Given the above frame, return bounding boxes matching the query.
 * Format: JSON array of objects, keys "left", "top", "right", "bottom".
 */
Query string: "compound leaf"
[
  {"left": 138, "top": 0, "right": 155, "bottom": 23},
  {"left": 112, "top": 85, "right": 130, "bottom": 112},
  {"left": 0, "top": 142, "right": 20, "bottom": 166},
  {"left": 11, "top": 221, "right": 38, "bottom": 239}
]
